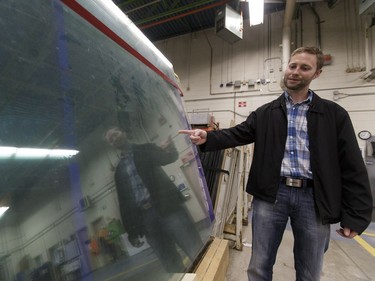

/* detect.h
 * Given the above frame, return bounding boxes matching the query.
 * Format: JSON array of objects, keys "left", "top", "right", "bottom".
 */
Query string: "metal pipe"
[
  {"left": 211, "top": 89, "right": 262, "bottom": 95},
  {"left": 186, "top": 110, "right": 250, "bottom": 118},
  {"left": 309, "top": 4, "right": 322, "bottom": 50},
  {"left": 125, "top": 0, "right": 161, "bottom": 14},
  {"left": 333, "top": 91, "right": 375, "bottom": 101},
  {"left": 184, "top": 84, "right": 375, "bottom": 102},
  {"left": 365, "top": 17, "right": 374, "bottom": 71},
  {"left": 299, "top": 5, "right": 303, "bottom": 47},
  {"left": 138, "top": 0, "right": 232, "bottom": 29},
  {"left": 204, "top": 32, "right": 214, "bottom": 97},
  {"left": 282, "top": 0, "right": 296, "bottom": 71}
]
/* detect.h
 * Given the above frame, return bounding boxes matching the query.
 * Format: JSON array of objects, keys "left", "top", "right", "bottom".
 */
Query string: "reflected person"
[{"left": 105, "top": 127, "right": 203, "bottom": 272}]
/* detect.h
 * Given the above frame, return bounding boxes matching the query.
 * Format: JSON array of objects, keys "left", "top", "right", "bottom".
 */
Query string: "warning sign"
[{"left": 238, "top": 101, "right": 247, "bottom": 107}]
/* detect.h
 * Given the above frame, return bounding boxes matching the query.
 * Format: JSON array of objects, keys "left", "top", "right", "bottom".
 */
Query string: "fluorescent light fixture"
[
  {"left": 17, "top": 148, "right": 51, "bottom": 158},
  {"left": 48, "top": 149, "right": 79, "bottom": 158},
  {"left": 0, "top": 147, "right": 79, "bottom": 159},
  {"left": 0, "top": 207, "right": 9, "bottom": 217},
  {"left": 249, "top": 0, "right": 264, "bottom": 26},
  {"left": 0, "top": 147, "right": 17, "bottom": 157}
]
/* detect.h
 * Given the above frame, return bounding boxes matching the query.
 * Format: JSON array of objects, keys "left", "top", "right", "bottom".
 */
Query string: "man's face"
[
  {"left": 283, "top": 52, "right": 321, "bottom": 91},
  {"left": 105, "top": 128, "right": 126, "bottom": 148}
]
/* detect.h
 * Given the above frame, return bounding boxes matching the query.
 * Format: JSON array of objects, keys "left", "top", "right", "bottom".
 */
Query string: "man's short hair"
[
  {"left": 290, "top": 46, "right": 324, "bottom": 71},
  {"left": 104, "top": 126, "right": 122, "bottom": 145}
]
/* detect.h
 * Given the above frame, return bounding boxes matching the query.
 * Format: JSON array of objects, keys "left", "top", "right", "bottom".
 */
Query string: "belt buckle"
[
  {"left": 286, "top": 177, "right": 302, "bottom": 187},
  {"left": 142, "top": 202, "right": 152, "bottom": 210}
]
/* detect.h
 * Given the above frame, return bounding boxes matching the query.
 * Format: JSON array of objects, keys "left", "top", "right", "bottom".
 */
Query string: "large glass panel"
[{"left": 0, "top": 1, "right": 213, "bottom": 280}]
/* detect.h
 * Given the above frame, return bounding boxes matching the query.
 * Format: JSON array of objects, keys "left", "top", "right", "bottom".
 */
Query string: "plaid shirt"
[
  {"left": 280, "top": 91, "right": 313, "bottom": 179},
  {"left": 122, "top": 151, "right": 151, "bottom": 206}
]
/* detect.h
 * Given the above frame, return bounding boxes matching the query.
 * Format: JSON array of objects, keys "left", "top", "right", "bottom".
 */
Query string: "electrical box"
[
  {"left": 215, "top": 5, "right": 243, "bottom": 44},
  {"left": 234, "top": 80, "right": 241, "bottom": 88},
  {"left": 359, "top": 0, "right": 375, "bottom": 15},
  {"left": 190, "top": 112, "right": 211, "bottom": 125}
]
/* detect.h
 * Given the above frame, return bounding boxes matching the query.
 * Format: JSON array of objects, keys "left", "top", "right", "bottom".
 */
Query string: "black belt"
[
  {"left": 140, "top": 202, "right": 152, "bottom": 210},
  {"left": 280, "top": 177, "right": 314, "bottom": 188}
]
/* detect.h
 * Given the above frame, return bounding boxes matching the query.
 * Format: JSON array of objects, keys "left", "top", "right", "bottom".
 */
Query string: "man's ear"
[{"left": 313, "top": 69, "right": 322, "bottom": 79}]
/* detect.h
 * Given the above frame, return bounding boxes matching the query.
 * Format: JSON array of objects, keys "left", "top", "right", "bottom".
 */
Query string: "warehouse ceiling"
[
  {"left": 113, "top": 0, "right": 339, "bottom": 42},
  {"left": 113, "top": 0, "right": 285, "bottom": 41}
]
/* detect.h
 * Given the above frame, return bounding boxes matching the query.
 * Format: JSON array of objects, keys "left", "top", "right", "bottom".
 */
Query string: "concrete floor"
[{"left": 226, "top": 209, "right": 375, "bottom": 281}]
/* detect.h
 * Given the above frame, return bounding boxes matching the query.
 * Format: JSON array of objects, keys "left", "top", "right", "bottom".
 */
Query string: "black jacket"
[
  {"left": 114, "top": 142, "right": 183, "bottom": 240},
  {"left": 201, "top": 92, "right": 373, "bottom": 234}
]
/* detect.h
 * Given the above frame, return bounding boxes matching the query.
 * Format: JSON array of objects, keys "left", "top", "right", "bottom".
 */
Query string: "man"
[
  {"left": 105, "top": 127, "right": 203, "bottom": 272},
  {"left": 179, "top": 47, "right": 373, "bottom": 281}
]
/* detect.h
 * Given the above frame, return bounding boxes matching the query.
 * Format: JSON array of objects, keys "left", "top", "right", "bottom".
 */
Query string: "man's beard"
[{"left": 283, "top": 77, "right": 310, "bottom": 91}]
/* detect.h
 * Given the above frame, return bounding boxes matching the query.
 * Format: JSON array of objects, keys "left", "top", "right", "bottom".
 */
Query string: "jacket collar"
[{"left": 272, "top": 90, "right": 324, "bottom": 114}]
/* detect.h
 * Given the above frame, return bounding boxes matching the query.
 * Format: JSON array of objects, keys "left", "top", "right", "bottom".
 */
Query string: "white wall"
[{"left": 155, "top": 1, "right": 375, "bottom": 154}]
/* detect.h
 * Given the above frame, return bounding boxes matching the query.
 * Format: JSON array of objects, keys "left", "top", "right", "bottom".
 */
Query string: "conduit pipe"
[
  {"left": 187, "top": 110, "right": 250, "bottom": 118},
  {"left": 122, "top": 0, "right": 161, "bottom": 14},
  {"left": 185, "top": 84, "right": 375, "bottom": 102},
  {"left": 282, "top": 0, "right": 296, "bottom": 71},
  {"left": 309, "top": 4, "right": 322, "bottom": 50},
  {"left": 138, "top": 0, "right": 232, "bottom": 29},
  {"left": 365, "top": 17, "right": 374, "bottom": 71}
]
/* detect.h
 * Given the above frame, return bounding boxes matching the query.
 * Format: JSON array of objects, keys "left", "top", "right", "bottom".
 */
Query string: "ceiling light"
[
  {"left": 0, "top": 207, "right": 9, "bottom": 217},
  {"left": 48, "top": 149, "right": 80, "bottom": 158},
  {"left": 0, "top": 147, "right": 79, "bottom": 159},
  {"left": 17, "top": 148, "right": 51, "bottom": 158},
  {"left": 248, "top": 0, "right": 264, "bottom": 26},
  {"left": 0, "top": 147, "right": 17, "bottom": 157}
]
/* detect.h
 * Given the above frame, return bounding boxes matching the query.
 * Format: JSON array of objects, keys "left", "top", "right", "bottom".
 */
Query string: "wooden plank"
[
  {"left": 181, "top": 273, "right": 197, "bottom": 281},
  {"left": 212, "top": 149, "right": 233, "bottom": 237},
  {"left": 205, "top": 239, "right": 229, "bottom": 281},
  {"left": 223, "top": 223, "right": 236, "bottom": 235},
  {"left": 195, "top": 238, "right": 229, "bottom": 281},
  {"left": 195, "top": 238, "right": 220, "bottom": 278}
]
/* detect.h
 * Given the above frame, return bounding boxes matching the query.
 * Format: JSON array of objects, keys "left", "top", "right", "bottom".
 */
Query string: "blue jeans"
[
  {"left": 247, "top": 183, "right": 330, "bottom": 281},
  {"left": 142, "top": 206, "right": 204, "bottom": 272}
]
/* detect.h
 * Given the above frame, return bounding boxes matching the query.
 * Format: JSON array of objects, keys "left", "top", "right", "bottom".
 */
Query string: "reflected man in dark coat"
[{"left": 105, "top": 127, "right": 203, "bottom": 272}]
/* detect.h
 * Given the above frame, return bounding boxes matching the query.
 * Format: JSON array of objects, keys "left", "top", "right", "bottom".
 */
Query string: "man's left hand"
[{"left": 336, "top": 227, "right": 358, "bottom": 239}]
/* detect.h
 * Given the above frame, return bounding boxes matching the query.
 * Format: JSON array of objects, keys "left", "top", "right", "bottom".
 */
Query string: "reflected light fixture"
[
  {"left": 0, "top": 206, "right": 9, "bottom": 217},
  {"left": 101, "top": 0, "right": 173, "bottom": 69},
  {"left": 248, "top": 0, "right": 264, "bottom": 26},
  {"left": 0, "top": 147, "right": 79, "bottom": 159}
]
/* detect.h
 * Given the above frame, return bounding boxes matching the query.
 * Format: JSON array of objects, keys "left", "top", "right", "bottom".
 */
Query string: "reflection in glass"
[
  {"left": 0, "top": 1, "right": 213, "bottom": 281},
  {"left": 105, "top": 127, "right": 204, "bottom": 273}
]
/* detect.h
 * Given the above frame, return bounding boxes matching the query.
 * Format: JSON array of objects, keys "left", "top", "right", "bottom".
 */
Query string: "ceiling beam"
[
  {"left": 125, "top": 0, "right": 161, "bottom": 14},
  {"left": 138, "top": 0, "right": 232, "bottom": 30}
]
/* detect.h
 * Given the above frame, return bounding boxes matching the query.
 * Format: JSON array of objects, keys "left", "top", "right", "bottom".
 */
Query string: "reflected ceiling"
[
  {"left": 113, "top": 0, "right": 286, "bottom": 41},
  {"left": 113, "top": 0, "right": 340, "bottom": 42}
]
